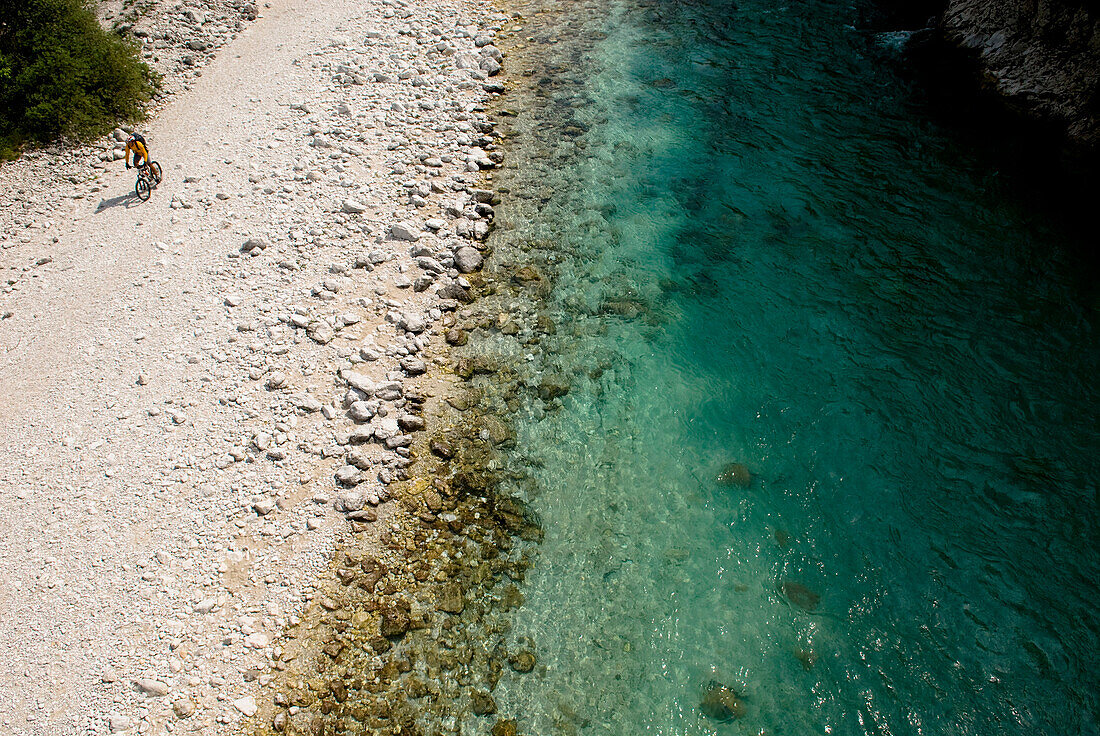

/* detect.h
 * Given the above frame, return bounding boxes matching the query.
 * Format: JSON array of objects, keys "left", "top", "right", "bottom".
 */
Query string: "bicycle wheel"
[
  {"left": 136, "top": 176, "right": 151, "bottom": 201},
  {"left": 148, "top": 161, "right": 163, "bottom": 187}
]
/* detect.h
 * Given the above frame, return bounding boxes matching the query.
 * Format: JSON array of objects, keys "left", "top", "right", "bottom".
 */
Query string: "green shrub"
[{"left": 0, "top": 0, "right": 158, "bottom": 158}]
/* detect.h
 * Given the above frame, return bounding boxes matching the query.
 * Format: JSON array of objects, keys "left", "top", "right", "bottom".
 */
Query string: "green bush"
[{"left": 0, "top": 0, "right": 158, "bottom": 158}]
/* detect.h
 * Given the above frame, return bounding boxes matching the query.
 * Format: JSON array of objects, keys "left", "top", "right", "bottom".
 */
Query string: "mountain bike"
[{"left": 134, "top": 161, "right": 163, "bottom": 201}]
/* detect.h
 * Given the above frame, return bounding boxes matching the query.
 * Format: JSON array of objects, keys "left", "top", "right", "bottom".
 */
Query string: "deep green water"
[{"left": 464, "top": 0, "right": 1100, "bottom": 733}]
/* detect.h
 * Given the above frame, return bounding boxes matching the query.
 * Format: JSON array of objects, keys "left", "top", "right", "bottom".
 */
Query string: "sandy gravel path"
[{"left": 0, "top": 0, "right": 504, "bottom": 732}]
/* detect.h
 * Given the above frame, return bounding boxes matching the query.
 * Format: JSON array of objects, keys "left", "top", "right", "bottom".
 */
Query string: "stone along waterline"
[{"left": 460, "top": 0, "right": 1100, "bottom": 734}]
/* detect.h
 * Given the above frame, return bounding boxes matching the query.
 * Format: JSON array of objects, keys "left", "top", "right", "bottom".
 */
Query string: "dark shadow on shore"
[{"left": 95, "top": 193, "right": 144, "bottom": 213}]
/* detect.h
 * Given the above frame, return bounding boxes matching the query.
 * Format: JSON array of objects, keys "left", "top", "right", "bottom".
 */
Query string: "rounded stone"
[
  {"left": 454, "top": 246, "right": 483, "bottom": 273},
  {"left": 716, "top": 462, "right": 752, "bottom": 488},
  {"left": 509, "top": 650, "right": 535, "bottom": 673}
]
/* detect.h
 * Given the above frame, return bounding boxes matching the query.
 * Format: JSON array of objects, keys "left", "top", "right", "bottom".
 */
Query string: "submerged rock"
[
  {"left": 781, "top": 580, "right": 821, "bottom": 611},
  {"left": 600, "top": 297, "right": 645, "bottom": 318},
  {"left": 471, "top": 690, "right": 497, "bottom": 715},
  {"left": 405, "top": 676, "right": 429, "bottom": 699},
  {"left": 430, "top": 438, "right": 454, "bottom": 458},
  {"left": 491, "top": 720, "right": 518, "bottom": 736},
  {"left": 794, "top": 647, "right": 818, "bottom": 670},
  {"left": 537, "top": 375, "right": 570, "bottom": 401},
  {"left": 716, "top": 462, "right": 752, "bottom": 488},
  {"left": 700, "top": 680, "right": 745, "bottom": 722},
  {"left": 513, "top": 265, "right": 542, "bottom": 282},
  {"left": 436, "top": 583, "right": 465, "bottom": 614},
  {"left": 509, "top": 650, "right": 535, "bottom": 672}
]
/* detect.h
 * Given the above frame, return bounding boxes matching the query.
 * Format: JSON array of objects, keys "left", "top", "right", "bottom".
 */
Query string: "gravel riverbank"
[{"left": 0, "top": 0, "right": 508, "bottom": 733}]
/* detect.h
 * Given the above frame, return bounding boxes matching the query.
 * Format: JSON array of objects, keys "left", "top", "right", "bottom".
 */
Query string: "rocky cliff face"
[{"left": 937, "top": 0, "right": 1100, "bottom": 150}]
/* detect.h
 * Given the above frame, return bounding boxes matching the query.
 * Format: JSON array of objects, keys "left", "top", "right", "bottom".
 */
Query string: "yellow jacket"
[{"left": 125, "top": 138, "right": 148, "bottom": 166}]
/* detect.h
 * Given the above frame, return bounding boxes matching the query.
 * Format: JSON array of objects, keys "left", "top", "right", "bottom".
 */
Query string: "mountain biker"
[{"left": 124, "top": 133, "right": 149, "bottom": 170}]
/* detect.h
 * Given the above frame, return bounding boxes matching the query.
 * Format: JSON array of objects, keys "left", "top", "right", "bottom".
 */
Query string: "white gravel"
[{"left": 0, "top": 0, "right": 505, "bottom": 732}]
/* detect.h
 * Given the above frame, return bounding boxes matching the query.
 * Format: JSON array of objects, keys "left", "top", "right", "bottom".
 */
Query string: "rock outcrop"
[
  {"left": 883, "top": 0, "right": 1100, "bottom": 152},
  {"left": 939, "top": 0, "right": 1099, "bottom": 149}
]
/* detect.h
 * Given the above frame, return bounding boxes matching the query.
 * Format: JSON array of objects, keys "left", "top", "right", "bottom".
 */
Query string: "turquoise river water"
[{"left": 462, "top": 0, "right": 1100, "bottom": 733}]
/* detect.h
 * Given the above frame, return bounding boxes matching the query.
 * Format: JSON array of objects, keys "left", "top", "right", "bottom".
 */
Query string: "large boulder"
[{"left": 454, "top": 246, "right": 483, "bottom": 273}]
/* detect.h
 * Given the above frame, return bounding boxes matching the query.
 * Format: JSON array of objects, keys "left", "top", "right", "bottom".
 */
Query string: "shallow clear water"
[{"left": 471, "top": 0, "right": 1100, "bottom": 733}]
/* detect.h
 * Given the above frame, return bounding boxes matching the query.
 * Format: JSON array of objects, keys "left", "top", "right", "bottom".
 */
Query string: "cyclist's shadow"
[{"left": 95, "top": 192, "right": 145, "bottom": 213}]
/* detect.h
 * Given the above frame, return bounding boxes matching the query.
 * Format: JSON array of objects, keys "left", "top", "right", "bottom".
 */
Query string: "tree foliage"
[{"left": 0, "top": 0, "right": 157, "bottom": 157}]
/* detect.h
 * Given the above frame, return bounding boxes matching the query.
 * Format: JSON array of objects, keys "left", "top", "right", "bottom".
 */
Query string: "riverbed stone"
[
  {"left": 307, "top": 320, "right": 335, "bottom": 344},
  {"left": 173, "top": 698, "right": 197, "bottom": 718},
  {"left": 400, "top": 357, "right": 427, "bottom": 375},
  {"left": 335, "top": 465, "right": 361, "bottom": 486},
  {"left": 781, "top": 580, "right": 821, "bottom": 611},
  {"left": 397, "top": 414, "right": 425, "bottom": 432},
  {"left": 342, "top": 198, "right": 367, "bottom": 214},
  {"left": 108, "top": 715, "right": 133, "bottom": 733},
  {"left": 343, "top": 370, "right": 376, "bottom": 394},
  {"left": 716, "top": 462, "right": 752, "bottom": 488},
  {"left": 436, "top": 583, "right": 465, "bottom": 614},
  {"left": 437, "top": 283, "right": 473, "bottom": 302},
  {"left": 390, "top": 222, "right": 420, "bottom": 241},
  {"left": 349, "top": 401, "right": 375, "bottom": 422},
  {"left": 454, "top": 246, "right": 483, "bottom": 273},
  {"left": 491, "top": 720, "right": 518, "bottom": 736},
  {"left": 380, "top": 609, "right": 411, "bottom": 638},
  {"left": 397, "top": 312, "right": 428, "bottom": 333},
  {"left": 700, "top": 680, "right": 745, "bottom": 722},
  {"left": 470, "top": 690, "right": 496, "bottom": 715},
  {"left": 253, "top": 498, "right": 276, "bottom": 516},
  {"left": 135, "top": 679, "right": 169, "bottom": 696},
  {"left": 335, "top": 490, "right": 364, "bottom": 514},
  {"left": 509, "top": 650, "right": 535, "bottom": 673},
  {"left": 429, "top": 438, "right": 454, "bottom": 458}
]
